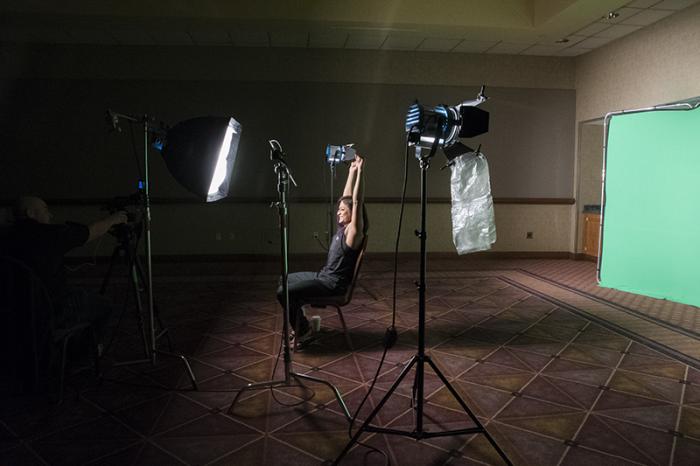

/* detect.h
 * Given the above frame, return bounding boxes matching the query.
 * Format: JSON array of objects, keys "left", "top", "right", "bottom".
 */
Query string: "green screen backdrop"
[{"left": 600, "top": 105, "right": 700, "bottom": 307}]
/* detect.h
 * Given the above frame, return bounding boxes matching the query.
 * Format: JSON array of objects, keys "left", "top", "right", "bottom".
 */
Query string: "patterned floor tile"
[
  {"left": 539, "top": 308, "right": 589, "bottom": 330},
  {"left": 459, "top": 362, "right": 533, "bottom": 393},
  {"left": 0, "top": 445, "right": 48, "bottom": 466},
  {"left": 88, "top": 442, "right": 187, "bottom": 465},
  {"left": 499, "top": 411, "right": 585, "bottom": 441},
  {"left": 594, "top": 390, "right": 678, "bottom": 431},
  {"left": 542, "top": 358, "right": 613, "bottom": 386},
  {"left": 679, "top": 405, "right": 700, "bottom": 439},
  {"left": 618, "top": 352, "right": 687, "bottom": 380},
  {"left": 520, "top": 376, "right": 600, "bottom": 410},
  {"left": 228, "top": 390, "right": 316, "bottom": 433},
  {"left": 29, "top": 416, "right": 140, "bottom": 466},
  {"left": 5, "top": 260, "right": 700, "bottom": 465},
  {"left": 497, "top": 396, "right": 584, "bottom": 420},
  {"left": 490, "top": 423, "right": 568, "bottom": 466},
  {"left": 672, "top": 436, "right": 700, "bottom": 465},
  {"left": 573, "top": 414, "right": 664, "bottom": 464},
  {"left": 478, "top": 317, "right": 533, "bottom": 334},
  {"left": 558, "top": 343, "right": 623, "bottom": 367},
  {"left": 684, "top": 383, "right": 700, "bottom": 407},
  {"left": 273, "top": 409, "right": 350, "bottom": 461},
  {"left": 560, "top": 445, "right": 641, "bottom": 465},
  {"left": 506, "top": 335, "right": 568, "bottom": 358},
  {"left": 433, "top": 337, "right": 497, "bottom": 360},
  {"left": 196, "top": 345, "right": 269, "bottom": 373},
  {"left": 428, "top": 380, "right": 513, "bottom": 419},
  {"left": 608, "top": 369, "right": 684, "bottom": 403},
  {"left": 210, "top": 437, "right": 321, "bottom": 465},
  {"left": 598, "top": 416, "right": 675, "bottom": 465},
  {"left": 113, "top": 393, "right": 209, "bottom": 436},
  {"left": 153, "top": 414, "right": 259, "bottom": 465}
]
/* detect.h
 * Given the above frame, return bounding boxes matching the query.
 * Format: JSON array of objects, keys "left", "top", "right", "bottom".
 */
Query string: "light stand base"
[
  {"left": 332, "top": 354, "right": 512, "bottom": 464},
  {"left": 227, "top": 370, "right": 351, "bottom": 420},
  {"left": 100, "top": 241, "right": 198, "bottom": 390},
  {"left": 228, "top": 152, "right": 350, "bottom": 424},
  {"left": 111, "top": 350, "right": 198, "bottom": 390}
]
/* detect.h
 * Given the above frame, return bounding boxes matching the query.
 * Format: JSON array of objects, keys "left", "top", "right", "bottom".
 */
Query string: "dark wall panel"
[{"left": 0, "top": 79, "right": 575, "bottom": 201}]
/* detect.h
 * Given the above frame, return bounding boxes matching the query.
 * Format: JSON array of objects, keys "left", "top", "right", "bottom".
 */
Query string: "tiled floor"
[{"left": 2, "top": 258, "right": 700, "bottom": 465}]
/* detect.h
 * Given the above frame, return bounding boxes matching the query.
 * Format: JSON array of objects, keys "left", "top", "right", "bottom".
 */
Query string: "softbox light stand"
[
  {"left": 107, "top": 111, "right": 197, "bottom": 390},
  {"left": 333, "top": 146, "right": 511, "bottom": 465},
  {"left": 228, "top": 145, "right": 351, "bottom": 419}
]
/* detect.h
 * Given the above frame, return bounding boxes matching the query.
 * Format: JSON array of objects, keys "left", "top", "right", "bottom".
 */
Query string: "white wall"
[
  {"left": 572, "top": 2, "right": 700, "bottom": 254},
  {"left": 575, "top": 2, "right": 700, "bottom": 122}
]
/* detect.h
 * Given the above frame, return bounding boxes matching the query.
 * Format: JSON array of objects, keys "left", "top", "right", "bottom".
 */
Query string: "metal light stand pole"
[
  {"left": 332, "top": 146, "right": 511, "bottom": 465},
  {"left": 107, "top": 111, "right": 197, "bottom": 390},
  {"left": 328, "top": 157, "right": 338, "bottom": 248},
  {"left": 228, "top": 147, "right": 351, "bottom": 419}
]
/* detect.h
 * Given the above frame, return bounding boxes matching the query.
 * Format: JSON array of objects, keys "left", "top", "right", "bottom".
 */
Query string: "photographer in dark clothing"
[
  {"left": 5, "top": 196, "right": 127, "bottom": 349},
  {"left": 277, "top": 155, "right": 367, "bottom": 345}
]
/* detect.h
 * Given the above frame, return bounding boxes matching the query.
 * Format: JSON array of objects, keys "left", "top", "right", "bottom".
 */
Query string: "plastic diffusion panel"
[{"left": 599, "top": 103, "right": 700, "bottom": 307}]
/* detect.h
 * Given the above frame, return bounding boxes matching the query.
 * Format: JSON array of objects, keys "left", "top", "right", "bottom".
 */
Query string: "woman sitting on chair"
[{"left": 277, "top": 154, "right": 367, "bottom": 343}]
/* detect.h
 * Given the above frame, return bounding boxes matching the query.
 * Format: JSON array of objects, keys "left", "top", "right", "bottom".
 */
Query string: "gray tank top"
[{"left": 317, "top": 225, "right": 360, "bottom": 289}]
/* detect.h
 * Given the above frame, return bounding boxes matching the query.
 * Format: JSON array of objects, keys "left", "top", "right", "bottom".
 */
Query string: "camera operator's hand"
[{"left": 88, "top": 211, "right": 128, "bottom": 243}]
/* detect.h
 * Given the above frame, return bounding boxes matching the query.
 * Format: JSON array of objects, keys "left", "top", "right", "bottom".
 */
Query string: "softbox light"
[{"left": 162, "top": 116, "right": 242, "bottom": 202}]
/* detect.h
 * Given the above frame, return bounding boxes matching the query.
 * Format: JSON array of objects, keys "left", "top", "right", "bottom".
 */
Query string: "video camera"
[
  {"left": 102, "top": 191, "right": 144, "bottom": 216},
  {"left": 102, "top": 190, "right": 144, "bottom": 245}
]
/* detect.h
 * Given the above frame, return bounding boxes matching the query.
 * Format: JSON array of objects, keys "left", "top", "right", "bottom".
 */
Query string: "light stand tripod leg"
[
  {"left": 293, "top": 372, "right": 352, "bottom": 420},
  {"left": 425, "top": 357, "right": 512, "bottom": 463},
  {"left": 111, "top": 259, "right": 152, "bottom": 366},
  {"left": 227, "top": 376, "right": 311, "bottom": 416},
  {"left": 99, "top": 245, "right": 122, "bottom": 295},
  {"left": 332, "top": 357, "right": 418, "bottom": 465},
  {"left": 133, "top": 257, "right": 174, "bottom": 352}
]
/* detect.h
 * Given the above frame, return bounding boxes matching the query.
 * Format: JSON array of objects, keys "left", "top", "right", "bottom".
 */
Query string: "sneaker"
[{"left": 293, "top": 319, "right": 314, "bottom": 351}]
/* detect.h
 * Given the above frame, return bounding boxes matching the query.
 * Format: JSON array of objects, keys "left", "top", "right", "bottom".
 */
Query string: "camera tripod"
[{"left": 100, "top": 224, "right": 197, "bottom": 389}]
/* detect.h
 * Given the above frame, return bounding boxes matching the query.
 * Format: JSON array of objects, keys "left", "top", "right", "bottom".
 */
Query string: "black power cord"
[{"left": 345, "top": 130, "right": 415, "bottom": 465}]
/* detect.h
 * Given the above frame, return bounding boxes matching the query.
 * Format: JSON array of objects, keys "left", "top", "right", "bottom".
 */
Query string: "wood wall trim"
[
  {"left": 65, "top": 251, "right": 576, "bottom": 265},
  {"left": 2, "top": 197, "right": 576, "bottom": 206}
]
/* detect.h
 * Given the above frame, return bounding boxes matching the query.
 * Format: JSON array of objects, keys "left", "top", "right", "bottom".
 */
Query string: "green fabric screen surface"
[{"left": 600, "top": 106, "right": 700, "bottom": 307}]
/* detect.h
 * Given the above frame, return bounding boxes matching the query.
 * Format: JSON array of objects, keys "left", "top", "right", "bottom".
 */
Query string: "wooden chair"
[
  {"left": 0, "top": 256, "right": 98, "bottom": 402},
  {"left": 305, "top": 235, "right": 368, "bottom": 349}
]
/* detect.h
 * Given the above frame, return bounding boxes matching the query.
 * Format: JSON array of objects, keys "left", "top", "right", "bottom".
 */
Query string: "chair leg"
[{"left": 334, "top": 305, "right": 353, "bottom": 350}]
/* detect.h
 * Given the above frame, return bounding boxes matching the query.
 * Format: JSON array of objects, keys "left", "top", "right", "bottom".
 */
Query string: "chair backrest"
[
  {"left": 0, "top": 256, "right": 55, "bottom": 391},
  {"left": 339, "top": 234, "right": 368, "bottom": 305}
]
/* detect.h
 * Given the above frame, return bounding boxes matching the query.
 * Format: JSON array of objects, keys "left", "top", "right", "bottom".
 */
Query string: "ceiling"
[{"left": 1, "top": 0, "right": 698, "bottom": 57}]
